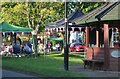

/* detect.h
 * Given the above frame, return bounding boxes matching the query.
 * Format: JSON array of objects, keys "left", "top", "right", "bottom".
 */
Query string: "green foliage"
[
  {"left": 1, "top": 2, "right": 103, "bottom": 31},
  {"left": 1, "top": 2, "right": 27, "bottom": 27}
]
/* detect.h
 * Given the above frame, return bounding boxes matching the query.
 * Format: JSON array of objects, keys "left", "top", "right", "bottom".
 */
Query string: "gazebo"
[
  {"left": 0, "top": 22, "right": 32, "bottom": 44},
  {"left": 74, "top": 2, "right": 120, "bottom": 71}
]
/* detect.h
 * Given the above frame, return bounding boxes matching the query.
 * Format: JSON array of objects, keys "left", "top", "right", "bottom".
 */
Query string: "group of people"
[
  {"left": 0, "top": 43, "right": 33, "bottom": 57},
  {"left": 0, "top": 43, "right": 12, "bottom": 56},
  {"left": 44, "top": 42, "right": 61, "bottom": 53},
  {"left": 0, "top": 37, "right": 33, "bottom": 57}
]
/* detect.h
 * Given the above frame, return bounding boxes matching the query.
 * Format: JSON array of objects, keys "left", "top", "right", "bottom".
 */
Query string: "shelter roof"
[{"left": 75, "top": 2, "right": 120, "bottom": 25}]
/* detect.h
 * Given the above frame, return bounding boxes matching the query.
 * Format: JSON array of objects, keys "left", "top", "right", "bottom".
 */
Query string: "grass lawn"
[{"left": 2, "top": 53, "right": 85, "bottom": 77}]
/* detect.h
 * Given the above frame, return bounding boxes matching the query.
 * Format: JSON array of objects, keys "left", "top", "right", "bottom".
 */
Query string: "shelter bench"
[
  {"left": 83, "top": 48, "right": 104, "bottom": 70},
  {"left": 83, "top": 58, "right": 104, "bottom": 70}
]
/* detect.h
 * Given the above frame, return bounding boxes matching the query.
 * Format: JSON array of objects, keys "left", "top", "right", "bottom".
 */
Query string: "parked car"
[{"left": 70, "top": 42, "right": 84, "bottom": 52}]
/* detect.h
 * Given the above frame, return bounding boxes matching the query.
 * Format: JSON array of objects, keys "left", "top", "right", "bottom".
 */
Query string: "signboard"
[{"left": 111, "top": 49, "right": 120, "bottom": 58}]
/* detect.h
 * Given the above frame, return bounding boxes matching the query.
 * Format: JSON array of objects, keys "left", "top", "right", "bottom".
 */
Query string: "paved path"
[
  {"left": 1, "top": 68, "right": 120, "bottom": 78},
  {"left": 69, "top": 64, "right": 120, "bottom": 77},
  {"left": 1, "top": 66, "right": 120, "bottom": 78},
  {"left": 2, "top": 69, "right": 35, "bottom": 77}
]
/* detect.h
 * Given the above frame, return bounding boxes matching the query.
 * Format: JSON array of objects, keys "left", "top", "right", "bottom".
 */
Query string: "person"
[
  {"left": 12, "top": 43, "right": 21, "bottom": 57},
  {"left": 16, "top": 36, "right": 22, "bottom": 45},
  {"left": 0, "top": 43, "right": 6, "bottom": 55},
  {"left": 48, "top": 42, "right": 51, "bottom": 49},
  {"left": 23, "top": 43, "right": 32, "bottom": 55},
  {"left": 2, "top": 44, "right": 10, "bottom": 56},
  {"left": 38, "top": 43, "right": 43, "bottom": 53},
  {"left": 56, "top": 43, "right": 60, "bottom": 51},
  {"left": 45, "top": 44, "right": 48, "bottom": 50},
  {"left": 27, "top": 42, "right": 32, "bottom": 49},
  {"left": 47, "top": 42, "right": 52, "bottom": 53},
  {"left": 9, "top": 43, "right": 13, "bottom": 55}
]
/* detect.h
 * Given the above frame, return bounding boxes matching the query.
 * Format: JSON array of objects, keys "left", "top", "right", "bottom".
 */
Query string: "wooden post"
[
  {"left": 86, "top": 27, "right": 89, "bottom": 47},
  {"left": 96, "top": 30, "right": 99, "bottom": 47},
  {"left": 104, "top": 24, "right": 110, "bottom": 70}
]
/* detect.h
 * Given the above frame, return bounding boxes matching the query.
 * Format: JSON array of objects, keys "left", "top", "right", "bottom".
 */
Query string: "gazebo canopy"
[
  {"left": 45, "top": 9, "right": 84, "bottom": 28},
  {"left": 0, "top": 22, "right": 32, "bottom": 32}
]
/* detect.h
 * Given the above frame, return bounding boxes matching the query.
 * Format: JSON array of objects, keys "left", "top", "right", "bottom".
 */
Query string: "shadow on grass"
[{"left": 40, "top": 52, "right": 84, "bottom": 59}]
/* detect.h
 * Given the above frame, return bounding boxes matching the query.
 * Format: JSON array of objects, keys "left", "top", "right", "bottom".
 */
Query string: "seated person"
[
  {"left": 27, "top": 42, "right": 32, "bottom": 49},
  {"left": 12, "top": 43, "right": 21, "bottom": 55},
  {"left": 9, "top": 44, "right": 13, "bottom": 54},
  {"left": 0, "top": 45, "right": 6, "bottom": 55},
  {"left": 4, "top": 45, "right": 11, "bottom": 56},
  {"left": 23, "top": 44, "right": 32, "bottom": 55}
]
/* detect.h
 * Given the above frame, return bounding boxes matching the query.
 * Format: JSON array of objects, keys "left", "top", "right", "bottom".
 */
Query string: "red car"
[{"left": 70, "top": 42, "right": 84, "bottom": 52}]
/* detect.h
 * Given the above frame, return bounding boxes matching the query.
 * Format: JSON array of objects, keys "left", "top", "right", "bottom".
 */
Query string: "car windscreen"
[
  {"left": 70, "top": 43, "right": 74, "bottom": 46},
  {"left": 75, "top": 43, "right": 81, "bottom": 46}
]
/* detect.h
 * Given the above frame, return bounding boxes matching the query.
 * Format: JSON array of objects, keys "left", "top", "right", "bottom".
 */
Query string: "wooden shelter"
[{"left": 75, "top": 2, "right": 120, "bottom": 71}]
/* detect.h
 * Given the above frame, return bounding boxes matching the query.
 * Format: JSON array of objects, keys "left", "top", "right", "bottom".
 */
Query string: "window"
[{"left": 113, "top": 32, "right": 119, "bottom": 42}]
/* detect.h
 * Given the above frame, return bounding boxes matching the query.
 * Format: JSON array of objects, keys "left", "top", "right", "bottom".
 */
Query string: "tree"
[
  {"left": 1, "top": 2, "right": 103, "bottom": 31},
  {"left": 1, "top": 2, "right": 65, "bottom": 32}
]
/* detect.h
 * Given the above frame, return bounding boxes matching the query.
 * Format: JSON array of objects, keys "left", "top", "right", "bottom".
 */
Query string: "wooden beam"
[
  {"left": 86, "top": 27, "right": 89, "bottom": 47},
  {"left": 104, "top": 24, "right": 110, "bottom": 70},
  {"left": 96, "top": 30, "right": 99, "bottom": 47}
]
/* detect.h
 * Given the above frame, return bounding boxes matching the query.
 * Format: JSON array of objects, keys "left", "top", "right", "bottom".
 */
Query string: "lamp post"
[{"left": 64, "top": 0, "right": 69, "bottom": 71}]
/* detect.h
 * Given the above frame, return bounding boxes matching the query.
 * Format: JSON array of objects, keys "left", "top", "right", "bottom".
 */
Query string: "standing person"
[
  {"left": 50, "top": 42, "right": 53, "bottom": 51},
  {"left": 47, "top": 42, "right": 51, "bottom": 53},
  {"left": 56, "top": 43, "right": 60, "bottom": 51},
  {"left": 16, "top": 36, "right": 22, "bottom": 45},
  {"left": 45, "top": 43, "right": 48, "bottom": 50}
]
